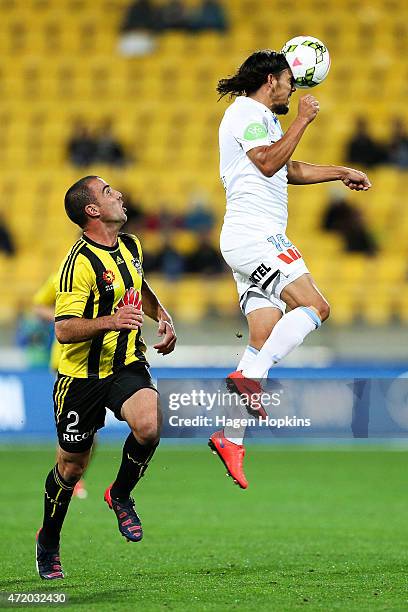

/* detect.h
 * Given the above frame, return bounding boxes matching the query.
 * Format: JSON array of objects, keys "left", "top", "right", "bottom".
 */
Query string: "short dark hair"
[
  {"left": 64, "top": 176, "right": 98, "bottom": 228},
  {"left": 217, "top": 50, "right": 290, "bottom": 99}
]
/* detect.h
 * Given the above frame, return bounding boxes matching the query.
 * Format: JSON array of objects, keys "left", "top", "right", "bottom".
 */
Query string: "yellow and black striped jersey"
[{"left": 55, "top": 233, "right": 146, "bottom": 379}]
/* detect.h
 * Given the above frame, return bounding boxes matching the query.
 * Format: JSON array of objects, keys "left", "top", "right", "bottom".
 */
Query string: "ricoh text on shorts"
[{"left": 53, "top": 361, "right": 157, "bottom": 453}]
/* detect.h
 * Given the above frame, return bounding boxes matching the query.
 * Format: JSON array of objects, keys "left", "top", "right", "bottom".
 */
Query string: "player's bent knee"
[
  {"left": 318, "top": 300, "right": 330, "bottom": 322},
  {"left": 131, "top": 406, "right": 161, "bottom": 446},
  {"left": 132, "top": 422, "right": 160, "bottom": 446},
  {"left": 58, "top": 458, "right": 86, "bottom": 484}
]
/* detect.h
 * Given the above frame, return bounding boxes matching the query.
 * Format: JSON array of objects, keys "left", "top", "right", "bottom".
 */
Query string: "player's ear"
[
  {"left": 267, "top": 73, "right": 278, "bottom": 89},
  {"left": 84, "top": 204, "right": 100, "bottom": 219}
]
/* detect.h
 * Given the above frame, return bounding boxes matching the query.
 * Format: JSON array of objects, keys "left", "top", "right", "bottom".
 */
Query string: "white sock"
[
  {"left": 224, "top": 345, "right": 259, "bottom": 446},
  {"left": 243, "top": 307, "right": 321, "bottom": 380},
  {"left": 237, "top": 344, "right": 259, "bottom": 372}
]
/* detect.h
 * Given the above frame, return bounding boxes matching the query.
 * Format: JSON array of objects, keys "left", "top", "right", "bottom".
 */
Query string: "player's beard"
[{"left": 272, "top": 104, "right": 289, "bottom": 115}]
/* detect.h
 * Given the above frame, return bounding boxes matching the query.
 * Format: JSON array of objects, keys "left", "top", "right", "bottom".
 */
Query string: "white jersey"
[{"left": 219, "top": 96, "right": 288, "bottom": 232}]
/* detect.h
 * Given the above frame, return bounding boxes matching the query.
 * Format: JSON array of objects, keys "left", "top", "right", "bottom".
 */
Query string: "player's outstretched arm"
[
  {"left": 247, "top": 95, "right": 319, "bottom": 177},
  {"left": 55, "top": 306, "right": 143, "bottom": 344},
  {"left": 287, "top": 161, "right": 372, "bottom": 191},
  {"left": 141, "top": 279, "right": 177, "bottom": 355}
]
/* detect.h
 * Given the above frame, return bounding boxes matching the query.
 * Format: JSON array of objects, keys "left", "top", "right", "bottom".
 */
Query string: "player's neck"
[
  {"left": 248, "top": 92, "right": 273, "bottom": 111},
  {"left": 83, "top": 223, "right": 120, "bottom": 248}
]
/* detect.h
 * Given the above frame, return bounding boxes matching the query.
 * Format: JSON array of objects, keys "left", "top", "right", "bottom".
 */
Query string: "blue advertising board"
[{"left": 1, "top": 367, "right": 408, "bottom": 443}]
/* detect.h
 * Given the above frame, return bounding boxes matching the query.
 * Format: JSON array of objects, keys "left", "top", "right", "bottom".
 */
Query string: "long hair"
[{"left": 217, "top": 50, "right": 290, "bottom": 99}]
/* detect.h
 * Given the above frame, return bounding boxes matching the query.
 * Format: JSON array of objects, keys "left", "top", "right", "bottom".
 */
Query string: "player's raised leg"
[
  {"left": 104, "top": 388, "right": 161, "bottom": 542},
  {"left": 36, "top": 447, "right": 91, "bottom": 580},
  {"left": 210, "top": 274, "right": 329, "bottom": 490},
  {"left": 243, "top": 273, "right": 329, "bottom": 379}
]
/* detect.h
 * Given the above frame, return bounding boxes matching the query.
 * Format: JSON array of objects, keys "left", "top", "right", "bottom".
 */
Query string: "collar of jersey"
[
  {"left": 82, "top": 234, "right": 119, "bottom": 252},
  {"left": 237, "top": 95, "right": 275, "bottom": 117}
]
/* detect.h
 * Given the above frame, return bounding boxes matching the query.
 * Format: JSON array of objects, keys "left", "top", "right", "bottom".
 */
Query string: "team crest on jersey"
[
  {"left": 102, "top": 269, "right": 115, "bottom": 285},
  {"left": 131, "top": 258, "right": 143, "bottom": 275}
]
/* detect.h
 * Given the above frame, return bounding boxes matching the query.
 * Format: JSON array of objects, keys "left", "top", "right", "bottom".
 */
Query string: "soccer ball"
[{"left": 281, "top": 35, "right": 330, "bottom": 89}]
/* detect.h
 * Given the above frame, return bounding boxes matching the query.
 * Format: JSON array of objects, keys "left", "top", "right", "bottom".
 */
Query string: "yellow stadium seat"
[
  {"left": 210, "top": 277, "right": 240, "bottom": 317},
  {"left": 362, "top": 294, "right": 395, "bottom": 325},
  {"left": 329, "top": 295, "right": 357, "bottom": 325},
  {"left": 0, "top": 0, "right": 407, "bottom": 326},
  {"left": 375, "top": 256, "right": 406, "bottom": 283},
  {"left": 169, "top": 231, "right": 197, "bottom": 255},
  {"left": 174, "top": 277, "right": 207, "bottom": 322}
]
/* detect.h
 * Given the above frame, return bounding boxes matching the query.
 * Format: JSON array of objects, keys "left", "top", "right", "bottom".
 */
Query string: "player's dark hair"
[
  {"left": 217, "top": 50, "right": 290, "bottom": 99},
  {"left": 64, "top": 176, "right": 98, "bottom": 228}
]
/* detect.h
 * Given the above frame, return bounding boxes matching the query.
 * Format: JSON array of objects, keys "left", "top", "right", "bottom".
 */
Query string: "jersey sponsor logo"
[
  {"left": 117, "top": 288, "right": 142, "bottom": 310},
  {"left": 62, "top": 426, "right": 96, "bottom": 443},
  {"left": 131, "top": 258, "right": 143, "bottom": 275},
  {"left": 250, "top": 263, "right": 272, "bottom": 283},
  {"left": 277, "top": 248, "right": 302, "bottom": 264},
  {"left": 243, "top": 122, "right": 268, "bottom": 141},
  {"left": 102, "top": 269, "right": 115, "bottom": 285}
]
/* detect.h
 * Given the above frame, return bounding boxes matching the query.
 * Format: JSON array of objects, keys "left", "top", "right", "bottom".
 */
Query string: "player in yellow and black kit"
[{"left": 36, "top": 176, "right": 176, "bottom": 580}]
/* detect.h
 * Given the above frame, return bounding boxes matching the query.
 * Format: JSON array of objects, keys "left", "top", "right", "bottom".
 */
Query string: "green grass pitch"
[{"left": 0, "top": 443, "right": 407, "bottom": 611}]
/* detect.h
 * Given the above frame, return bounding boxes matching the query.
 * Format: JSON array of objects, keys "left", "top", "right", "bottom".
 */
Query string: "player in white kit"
[{"left": 208, "top": 50, "right": 371, "bottom": 488}]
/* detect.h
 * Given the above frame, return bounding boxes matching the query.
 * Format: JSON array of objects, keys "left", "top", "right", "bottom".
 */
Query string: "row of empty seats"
[{"left": 0, "top": 0, "right": 406, "bottom": 325}]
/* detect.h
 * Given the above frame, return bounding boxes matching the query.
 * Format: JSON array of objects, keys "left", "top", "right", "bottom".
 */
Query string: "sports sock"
[
  {"left": 39, "top": 465, "right": 76, "bottom": 550},
  {"left": 243, "top": 307, "right": 321, "bottom": 380},
  {"left": 237, "top": 344, "right": 259, "bottom": 372},
  {"left": 224, "top": 345, "right": 259, "bottom": 446},
  {"left": 110, "top": 433, "right": 159, "bottom": 501}
]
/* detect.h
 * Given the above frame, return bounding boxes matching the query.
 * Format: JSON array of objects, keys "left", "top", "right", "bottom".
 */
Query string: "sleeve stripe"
[
  {"left": 59, "top": 239, "right": 82, "bottom": 292},
  {"left": 66, "top": 242, "right": 85, "bottom": 292},
  {"left": 55, "top": 315, "right": 79, "bottom": 321},
  {"left": 59, "top": 240, "right": 84, "bottom": 292},
  {"left": 68, "top": 245, "right": 86, "bottom": 292}
]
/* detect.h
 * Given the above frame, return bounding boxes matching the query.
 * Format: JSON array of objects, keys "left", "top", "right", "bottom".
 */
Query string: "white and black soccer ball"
[{"left": 281, "top": 35, "right": 330, "bottom": 89}]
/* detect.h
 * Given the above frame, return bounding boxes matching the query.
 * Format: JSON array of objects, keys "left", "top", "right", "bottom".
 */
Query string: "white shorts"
[{"left": 220, "top": 226, "right": 309, "bottom": 316}]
